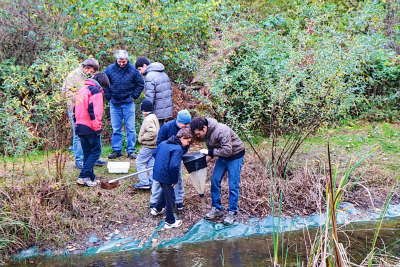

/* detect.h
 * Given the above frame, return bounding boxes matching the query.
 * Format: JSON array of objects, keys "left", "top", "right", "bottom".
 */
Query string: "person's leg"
[
  {"left": 226, "top": 156, "right": 244, "bottom": 213},
  {"left": 78, "top": 135, "right": 91, "bottom": 179},
  {"left": 135, "top": 147, "right": 153, "bottom": 185},
  {"left": 122, "top": 102, "right": 136, "bottom": 154},
  {"left": 174, "top": 164, "right": 185, "bottom": 204},
  {"left": 147, "top": 155, "right": 155, "bottom": 184},
  {"left": 154, "top": 185, "right": 166, "bottom": 211},
  {"left": 160, "top": 182, "right": 175, "bottom": 224},
  {"left": 150, "top": 180, "right": 162, "bottom": 205},
  {"left": 68, "top": 109, "right": 83, "bottom": 165},
  {"left": 210, "top": 158, "right": 228, "bottom": 211},
  {"left": 110, "top": 102, "right": 123, "bottom": 154},
  {"left": 80, "top": 134, "right": 102, "bottom": 181}
]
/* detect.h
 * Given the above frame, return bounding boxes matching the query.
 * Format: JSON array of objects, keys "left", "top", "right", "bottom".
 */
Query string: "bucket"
[{"left": 182, "top": 152, "right": 207, "bottom": 207}]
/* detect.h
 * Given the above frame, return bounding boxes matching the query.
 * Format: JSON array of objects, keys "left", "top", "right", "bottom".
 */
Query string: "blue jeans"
[
  {"left": 150, "top": 164, "right": 184, "bottom": 204},
  {"left": 135, "top": 147, "right": 155, "bottom": 185},
  {"left": 79, "top": 134, "right": 102, "bottom": 181},
  {"left": 211, "top": 156, "right": 244, "bottom": 213},
  {"left": 110, "top": 101, "right": 136, "bottom": 154},
  {"left": 68, "top": 109, "right": 83, "bottom": 163}
]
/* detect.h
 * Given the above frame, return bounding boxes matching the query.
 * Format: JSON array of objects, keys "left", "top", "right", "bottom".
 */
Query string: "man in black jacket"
[{"left": 104, "top": 50, "right": 145, "bottom": 159}]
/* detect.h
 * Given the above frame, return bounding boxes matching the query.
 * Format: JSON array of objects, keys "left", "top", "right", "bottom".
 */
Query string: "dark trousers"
[
  {"left": 158, "top": 119, "right": 165, "bottom": 127},
  {"left": 155, "top": 182, "right": 176, "bottom": 224},
  {"left": 79, "top": 133, "right": 102, "bottom": 181}
]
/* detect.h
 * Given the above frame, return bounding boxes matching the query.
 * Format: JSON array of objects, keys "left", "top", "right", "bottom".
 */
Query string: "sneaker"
[
  {"left": 176, "top": 203, "right": 184, "bottom": 211},
  {"left": 108, "top": 151, "right": 122, "bottom": 159},
  {"left": 85, "top": 179, "right": 97, "bottom": 187},
  {"left": 134, "top": 183, "right": 151, "bottom": 190},
  {"left": 76, "top": 178, "right": 87, "bottom": 185},
  {"left": 150, "top": 207, "right": 166, "bottom": 216},
  {"left": 95, "top": 159, "right": 106, "bottom": 166},
  {"left": 204, "top": 207, "right": 224, "bottom": 220},
  {"left": 164, "top": 220, "right": 182, "bottom": 229},
  {"left": 149, "top": 203, "right": 156, "bottom": 209},
  {"left": 223, "top": 211, "right": 237, "bottom": 225},
  {"left": 75, "top": 161, "right": 84, "bottom": 170},
  {"left": 128, "top": 152, "right": 137, "bottom": 159}
]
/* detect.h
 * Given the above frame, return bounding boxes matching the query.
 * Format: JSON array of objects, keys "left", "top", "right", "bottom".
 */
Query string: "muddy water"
[{"left": 7, "top": 219, "right": 400, "bottom": 267}]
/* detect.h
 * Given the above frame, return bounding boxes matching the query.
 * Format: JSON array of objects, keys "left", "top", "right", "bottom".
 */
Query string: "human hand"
[
  {"left": 206, "top": 156, "right": 212, "bottom": 163},
  {"left": 172, "top": 184, "right": 175, "bottom": 188},
  {"left": 200, "top": 149, "right": 208, "bottom": 155}
]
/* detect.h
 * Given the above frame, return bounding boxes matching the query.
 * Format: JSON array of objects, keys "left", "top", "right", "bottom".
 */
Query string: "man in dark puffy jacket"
[
  {"left": 190, "top": 117, "right": 245, "bottom": 225},
  {"left": 135, "top": 56, "right": 172, "bottom": 127},
  {"left": 104, "top": 50, "right": 145, "bottom": 159}
]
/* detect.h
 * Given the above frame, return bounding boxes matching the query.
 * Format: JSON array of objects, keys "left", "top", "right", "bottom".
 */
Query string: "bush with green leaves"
[{"left": 195, "top": 1, "right": 399, "bottom": 172}]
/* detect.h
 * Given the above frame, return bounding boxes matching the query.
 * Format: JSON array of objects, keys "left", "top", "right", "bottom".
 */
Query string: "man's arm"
[
  {"left": 103, "top": 68, "right": 112, "bottom": 101},
  {"left": 132, "top": 68, "right": 145, "bottom": 100},
  {"left": 209, "top": 132, "right": 233, "bottom": 158}
]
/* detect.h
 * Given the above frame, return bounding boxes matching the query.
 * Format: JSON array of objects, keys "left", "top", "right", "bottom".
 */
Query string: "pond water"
[{"left": 6, "top": 219, "right": 400, "bottom": 267}]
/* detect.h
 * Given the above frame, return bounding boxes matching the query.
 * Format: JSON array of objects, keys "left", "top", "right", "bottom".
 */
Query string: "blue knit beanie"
[{"left": 177, "top": 110, "right": 191, "bottom": 124}]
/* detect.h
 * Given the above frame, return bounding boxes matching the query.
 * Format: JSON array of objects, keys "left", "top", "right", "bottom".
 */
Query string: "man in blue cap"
[{"left": 149, "top": 109, "right": 192, "bottom": 211}]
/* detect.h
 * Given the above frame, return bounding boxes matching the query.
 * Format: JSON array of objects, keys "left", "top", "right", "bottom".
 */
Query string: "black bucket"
[{"left": 182, "top": 152, "right": 207, "bottom": 173}]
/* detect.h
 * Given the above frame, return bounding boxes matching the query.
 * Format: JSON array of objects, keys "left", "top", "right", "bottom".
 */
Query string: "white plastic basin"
[{"left": 107, "top": 162, "right": 130, "bottom": 173}]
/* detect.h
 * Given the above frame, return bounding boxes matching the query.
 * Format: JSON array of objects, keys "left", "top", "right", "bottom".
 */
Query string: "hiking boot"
[
  {"left": 134, "top": 183, "right": 151, "bottom": 190},
  {"left": 95, "top": 159, "right": 107, "bottom": 166},
  {"left": 150, "top": 207, "right": 166, "bottom": 216},
  {"left": 176, "top": 203, "right": 184, "bottom": 211},
  {"left": 128, "top": 152, "right": 137, "bottom": 159},
  {"left": 164, "top": 220, "right": 182, "bottom": 229},
  {"left": 204, "top": 207, "right": 224, "bottom": 220},
  {"left": 223, "top": 211, "right": 237, "bottom": 225},
  {"left": 75, "top": 161, "right": 84, "bottom": 170},
  {"left": 85, "top": 179, "right": 97, "bottom": 187},
  {"left": 76, "top": 178, "right": 88, "bottom": 185},
  {"left": 108, "top": 151, "right": 122, "bottom": 159}
]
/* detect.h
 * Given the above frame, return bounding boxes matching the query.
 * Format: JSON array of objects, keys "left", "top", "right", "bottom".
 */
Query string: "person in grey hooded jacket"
[{"left": 135, "top": 57, "right": 173, "bottom": 127}]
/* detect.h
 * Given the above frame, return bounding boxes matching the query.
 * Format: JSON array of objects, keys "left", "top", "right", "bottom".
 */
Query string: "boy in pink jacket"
[{"left": 73, "top": 73, "right": 110, "bottom": 187}]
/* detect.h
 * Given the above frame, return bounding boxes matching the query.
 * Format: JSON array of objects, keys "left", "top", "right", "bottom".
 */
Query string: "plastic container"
[
  {"left": 182, "top": 152, "right": 207, "bottom": 173},
  {"left": 107, "top": 162, "right": 130, "bottom": 173}
]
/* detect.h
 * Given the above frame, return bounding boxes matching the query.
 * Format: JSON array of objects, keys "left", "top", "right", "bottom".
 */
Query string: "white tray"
[{"left": 107, "top": 162, "right": 130, "bottom": 173}]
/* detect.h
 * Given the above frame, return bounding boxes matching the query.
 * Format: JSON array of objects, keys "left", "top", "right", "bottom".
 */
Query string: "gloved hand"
[{"left": 200, "top": 149, "right": 209, "bottom": 155}]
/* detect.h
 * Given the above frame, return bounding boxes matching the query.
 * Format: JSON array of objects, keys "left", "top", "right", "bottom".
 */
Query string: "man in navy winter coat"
[
  {"left": 104, "top": 50, "right": 145, "bottom": 159},
  {"left": 149, "top": 110, "right": 192, "bottom": 210}
]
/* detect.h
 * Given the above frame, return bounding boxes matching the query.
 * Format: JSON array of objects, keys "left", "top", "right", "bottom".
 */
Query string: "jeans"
[
  {"left": 155, "top": 182, "right": 176, "bottom": 224},
  {"left": 110, "top": 101, "right": 136, "bottom": 154},
  {"left": 68, "top": 109, "right": 83, "bottom": 163},
  {"left": 150, "top": 164, "right": 184, "bottom": 204},
  {"left": 135, "top": 147, "right": 155, "bottom": 185},
  {"left": 79, "top": 134, "right": 102, "bottom": 181},
  {"left": 211, "top": 156, "right": 244, "bottom": 213}
]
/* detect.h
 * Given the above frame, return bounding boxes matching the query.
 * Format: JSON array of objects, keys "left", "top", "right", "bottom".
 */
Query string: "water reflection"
[{"left": 6, "top": 219, "right": 400, "bottom": 267}]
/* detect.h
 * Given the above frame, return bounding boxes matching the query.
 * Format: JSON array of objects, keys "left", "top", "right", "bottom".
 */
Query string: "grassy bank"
[{"left": 0, "top": 120, "right": 399, "bottom": 263}]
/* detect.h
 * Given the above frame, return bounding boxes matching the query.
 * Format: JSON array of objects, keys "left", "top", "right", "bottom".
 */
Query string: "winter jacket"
[
  {"left": 104, "top": 60, "right": 144, "bottom": 105},
  {"left": 156, "top": 119, "right": 189, "bottom": 154},
  {"left": 62, "top": 66, "right": 86, "bottom": 111},
  {"left": 204, "top": 118, "right": 245, "bottom": 160},
  {"left": 73, "top": 79, "right": 104, "bottom": 135},
  {"left": 152, "top": 136, "right": 183, "bottom": 185},
  {"left": 138, "top": 113, "right": 160, "bottom": 148},
  {"left": 144, "top": 63, "right": 173, "bottom": 120}
]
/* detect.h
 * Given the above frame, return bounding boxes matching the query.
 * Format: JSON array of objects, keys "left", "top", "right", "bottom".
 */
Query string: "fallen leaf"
[
  {"left": 114, "top": 229, "right": 120, "bottom": 234},
  {"left": 116, "top": 221, "right": 122, "bottom": 224}
]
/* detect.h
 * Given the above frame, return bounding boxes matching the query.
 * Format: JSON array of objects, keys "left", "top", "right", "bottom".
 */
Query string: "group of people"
[{"left": 63, "top": 50, "right": 245, "bottom": 228}]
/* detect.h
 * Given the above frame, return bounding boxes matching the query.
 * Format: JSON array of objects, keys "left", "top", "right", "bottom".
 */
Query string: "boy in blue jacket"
[{"left": 150, "top": 128, "right": 192, "bottom": 229}]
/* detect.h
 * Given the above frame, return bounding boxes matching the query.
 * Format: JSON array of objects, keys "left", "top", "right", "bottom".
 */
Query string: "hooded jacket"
[
  {"left": 62, "top": 66, "right": 86, "bottom": 111},
  {"left": 104, "top": 60, "right": 144, "bottom": 105},
  {"left": 204, "top": 118, "right": 245, "bottom": 160},
  {"left": 73, "top": 79, "right": 104, "bottom": 135},
  {"left": 157, "top": 119, "right": 189, "bottom": 154},
  {"left": 152, "top": 136, "right": 183, "bottom": 185},
  {"left": 144, "top": 63, "right": 173, "bottom": 120},
  {"left": 138, "top": 113, "right": 160, "bottom": 148}
]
